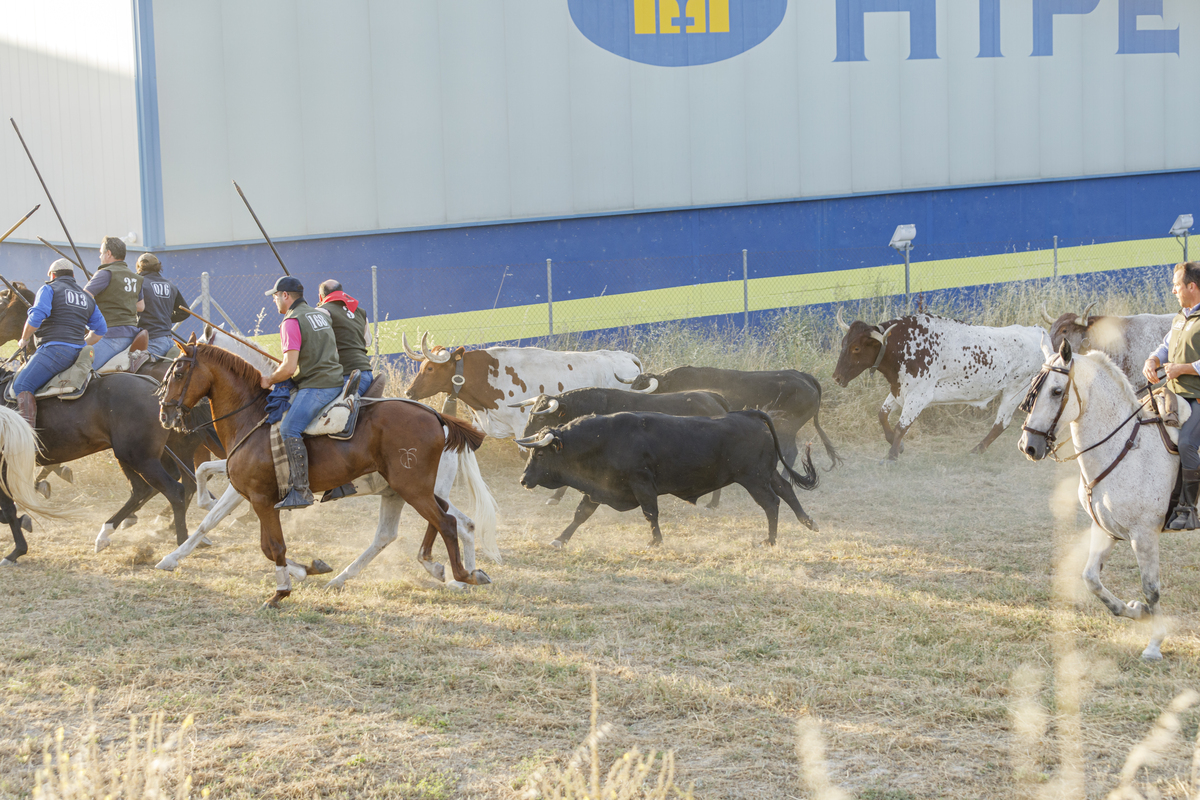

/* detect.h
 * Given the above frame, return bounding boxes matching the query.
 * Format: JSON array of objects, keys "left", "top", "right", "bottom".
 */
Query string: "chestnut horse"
[{"left": 159, "top": 341, "right": 492, "bottom": 608}]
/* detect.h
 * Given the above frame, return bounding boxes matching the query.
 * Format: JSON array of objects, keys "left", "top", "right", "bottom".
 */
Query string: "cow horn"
[
  {"left": 1080, "top": 301, "right": 1097, "bottom": 326},
  {"left": 614, "top": 373, "right": 635, "bottom": 384},
  {"left": 868, "top": 323, "right": 899, "bottom": 344},
  {"left": 507, "top": 397, "right": 540, "bottom": 409},
  {"left": 421, "top": 332, "right": 452, "bottom": 363},
  {"left": 515, "top": 432, "right": 555, "bottom": 448},
  {"left": 632, "top": 377, "right": 659, "bottom": 394},
  {"left": 836, "top": 307, "right": 851, "bottom": 332},
  {"left": 532, "top": 398, "right": 559, "bottom": 415},
  {"left": 1040, "top": 302, "right": 1056, "bottom": 325},
  {"left": 401, "top": 332, "right": 424, "bottom": 361}
]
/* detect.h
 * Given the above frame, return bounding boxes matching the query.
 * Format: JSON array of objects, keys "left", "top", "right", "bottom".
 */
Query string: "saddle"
[
  {"left": 5, "top": 345, "right": 94, "bottom": 402},
  {"left": 96, "top": 330, "right": 153, "bottom": 376}
]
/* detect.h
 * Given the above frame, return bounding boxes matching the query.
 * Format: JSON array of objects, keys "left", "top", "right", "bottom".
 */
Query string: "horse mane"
[
  {"left": 195, "top": 343, "right": 268, "bottom": 388},
  {"left": 1079, "top": 350, "right": 1140, "bottom": 406}
]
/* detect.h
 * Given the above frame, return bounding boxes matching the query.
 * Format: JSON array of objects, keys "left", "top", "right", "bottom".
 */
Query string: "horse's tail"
[
  {"left": 441, "top": 414, "right": 485, "bottom": 453},
  {"left": 454, "top": 446, "right": 501, "bottom": 564},
  {"left": 0, "top": 408, "right": 66, "bottom": 520}
]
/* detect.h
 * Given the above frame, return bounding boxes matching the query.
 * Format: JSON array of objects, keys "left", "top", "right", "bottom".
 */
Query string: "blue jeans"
[
  {"left": 345, "top": 370, "right": 372, "bottom": 396},
  {"left": 280, "top": 385, "right": 342, "bottom": 440},
  {"left": 91, "top": 335, "right": 135, "bottom": 370},
  {"left": 1181, "top": 399, "right": 1200, "bottom": 471},
  {"left": 147, "top": 336, "right": 176, "bottom": 358},
  {"left": 13, "top": 343, "right": 82, "bottom": 395}
]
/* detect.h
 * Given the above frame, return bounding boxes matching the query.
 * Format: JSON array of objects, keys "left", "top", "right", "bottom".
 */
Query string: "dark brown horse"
[{"left": 159, "top": 341, "right": 492, "bottom": 608}]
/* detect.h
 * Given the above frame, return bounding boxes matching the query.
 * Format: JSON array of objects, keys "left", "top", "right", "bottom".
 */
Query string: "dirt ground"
[{"left": 3, "top": 424, "right": 1200, "bottom": 799}]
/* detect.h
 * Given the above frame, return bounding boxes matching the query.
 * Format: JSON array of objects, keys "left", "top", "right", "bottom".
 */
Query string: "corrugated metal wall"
[
  {"left": 150, "top": 0, "right": 1200, "bottom": 248},
  {"left": 0, "top": 0, "right": 141, "bottom": 249}
]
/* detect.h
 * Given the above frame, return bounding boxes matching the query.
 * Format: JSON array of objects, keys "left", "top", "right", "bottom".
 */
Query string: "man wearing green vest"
[
  {"left": 317, "top": 279, "right": 373, "bottom": 395},
  {"left": 262, "top": 276, "right": 344, "bottom": 509},
  {"left": 84, "top": 235, "right": 144, "bottom": 370},
  {"left": 1144, "top": 261, "right": 1200, "bottom": 530}
]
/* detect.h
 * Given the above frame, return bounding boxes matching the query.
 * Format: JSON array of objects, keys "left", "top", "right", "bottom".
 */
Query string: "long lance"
[
  {"left": 232, "top": 181, "right": 290, "bottom": 276},
  {"left": 180, "top": 307, "right": 281, "bottom": 364},
  {"left": 0, "top": 204, "right": 39, "bottom": 245},
  {"left": 36, "top": 237, "right": 91, "bottom": 280},
  {"left": 10, "top": 119, "right": 88, "bottom": 276}
]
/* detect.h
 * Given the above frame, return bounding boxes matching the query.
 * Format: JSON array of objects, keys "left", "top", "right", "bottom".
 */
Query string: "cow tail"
[{"left": 753, "top": 410, "right": 819, "bottom": 491}]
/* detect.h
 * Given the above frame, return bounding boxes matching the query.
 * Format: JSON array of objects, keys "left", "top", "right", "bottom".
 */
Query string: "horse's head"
[
  {"left": 1018, "top": 339, "right": 1079, "bottom": 461},
  {"left": 158, "top": 336, "right": 213, "bottom": 431},
  {"left": 0, "top": 282, "right": 34, "bottom": 346}
]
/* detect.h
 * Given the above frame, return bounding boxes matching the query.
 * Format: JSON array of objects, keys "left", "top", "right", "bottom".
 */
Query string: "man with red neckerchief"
[{"left": 317, "top": 279, "right": 373, "bottom": 396}]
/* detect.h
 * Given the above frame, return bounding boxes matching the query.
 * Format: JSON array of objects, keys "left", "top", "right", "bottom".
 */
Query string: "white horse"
[
  {"left": 155, "top": 326, "right": 501, "bottom": 588},
  {"left": 1018, "top": 340, "right": 1177, "bottom": 660},
  {"left": 0, "top": 405, "right": 69, "bottom": 565}
]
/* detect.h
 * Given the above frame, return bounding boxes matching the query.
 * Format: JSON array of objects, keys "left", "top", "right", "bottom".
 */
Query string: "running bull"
[
  {"left": 1041, "top": 301, "right": 1173, "bottom": 388},
  {"left": 517, "top": 410, "right": 820, "bottom": 549},
  {"left": 834, "top": 310, "right": 1050, "bottom": 461}
]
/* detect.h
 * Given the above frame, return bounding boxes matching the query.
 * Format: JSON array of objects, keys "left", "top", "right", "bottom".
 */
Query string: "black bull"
[
  {"left": 519, "top": 387, "right": 733, "bottom": 508},
  {"left": 625, "top": 366, "right": 841, "bottom": 470},
  {"left": 518, "top": 410, "right": 820, "bottom": 549}
]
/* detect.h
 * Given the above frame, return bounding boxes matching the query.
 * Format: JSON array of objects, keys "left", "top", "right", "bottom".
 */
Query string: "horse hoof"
[
  {"left": 261, "top": 591, "right": 289, "bottom": 610},
  {"left": 197, "top": 535, "right": 213, "bottom": 548},
  {"left": 120, "top": 515, "right": 138, "bottom": 529},
  {"left": 20, "top": 515, "right": 32, "bottom": 533},
  {"left": 444, "top": 580, "right": 471, "bottom": 592},
  {"left": 308, "top": 558, "right": 333, "bottom": 575},
  {"left": 470, "top": 569, "right": 492, "bottom": 585},
  {"left": 326, "top": 578, "right": 345, "bottom": 591},
  {"left": 549, "top": 539, "right": 565, "bottom": 549},
  {"left": 59, "top": 465, "right": 73, "bottom": 484},
  {"left": 1126, "top": 601, "right": 1152, "bottom": 620},
  {"left": 35, "top": 481, "right": 50, "bottom": 499},
  {"left": 155, "top": 557, "right": 177, "bottom": 572},
  {"left": 95, "top": 524, "right": 115, "bottom": 553},
  {"left": 1141, "top": 645, "right": 1164, "bottom": 662},
  {"left": 0, "top": 557, "right": 16, "bottom": 567}
]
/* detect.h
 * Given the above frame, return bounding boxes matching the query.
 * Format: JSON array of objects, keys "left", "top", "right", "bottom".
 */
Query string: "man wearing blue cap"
[{"left": 260, "top": 275, "right": 343, "bottom": 509}]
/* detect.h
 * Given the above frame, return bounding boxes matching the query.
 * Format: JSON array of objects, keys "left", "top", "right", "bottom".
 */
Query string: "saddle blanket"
[{"left": 268, "top": 426, "right": 387, "bottom": 501}]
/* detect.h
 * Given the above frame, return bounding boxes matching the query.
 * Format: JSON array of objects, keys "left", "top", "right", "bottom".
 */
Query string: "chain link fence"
[{"left": 180, "top": 233, "right": 1190, "bottom": 361}]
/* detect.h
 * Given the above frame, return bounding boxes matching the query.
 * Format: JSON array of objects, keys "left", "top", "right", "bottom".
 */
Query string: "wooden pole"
[
  {"left": 10, "top": 119, "right": 88, "bottom": 276},
  {"left": 181, "top": 307, "right": 280, "bottom": 364},
  {"left": 36, "top": 237, "right": 91, "bottom": 280},
  {"left": 0, "top": 204, "right": 39, "bottom": 245},
  {"left": 232, "top": 181, "right": 290, "bottom": 276}
]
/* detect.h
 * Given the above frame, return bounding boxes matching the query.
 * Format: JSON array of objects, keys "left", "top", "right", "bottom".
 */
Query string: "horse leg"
[
  {"left": 252, "top": 497, "right": 292, "bottom": 609},
  {"left": 131, "top": 457, "right": 190, "bottom": 546},
  {"left": 156, "top": 484, "right": 245, "bottom": 571},
  {"left": 0, "top": 490, "right": 27, "bottom": 566},
  {"left": 552, "top": 496, "right": 600, "bottom": 549},
  {"left": 1129, "top": 530, "right": 1166, "bottom": 661},
  {"left": 34, "top": 466, "right": 52, "bottom": 499},
  {"left": 95, "top": 469, "right": 157, "bottom": 552},
  {"left": 52, "top": 464, "right": 73, "bottom": 483},
  {"left": 413, "top": 495, "right": 484, "bottom": 585},
  {"left": 327, "top": 490, "right": 405, "bottom": 590}
]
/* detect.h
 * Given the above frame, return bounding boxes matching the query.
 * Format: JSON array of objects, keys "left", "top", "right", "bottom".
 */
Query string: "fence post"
[
  {"left": 742, "top": 249, "right": 749, "bottom": 332},
  {"left": 903, "top": 247, "right": 911, "bottom": 313},
  {"left": 1053, "top": 235, "right": 1058, "bottom": 280},
  {"left": 201, "top": 271, "right": 211, "bottom": 320},
  {"left": 547, "top": 258, "right": 553, "bottom": 336},
  {"left": 371, "top": 264, "right": 379, "bottom": 368}
]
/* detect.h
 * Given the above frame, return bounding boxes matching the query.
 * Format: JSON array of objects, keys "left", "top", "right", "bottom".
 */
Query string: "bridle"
[
  {"left": 1019, "top": 360, "right": 1077, "bottom": 458},
  {"left": 157, "top": 345, "right": 267, "bottom": 435}
]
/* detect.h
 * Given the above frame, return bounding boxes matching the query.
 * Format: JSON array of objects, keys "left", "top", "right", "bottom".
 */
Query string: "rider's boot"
[
  {"left": 16, "top": 391, "right": 36, "bottom": 431},
  {"left": 1167, "top": 468, "right": 1200, "bottom": 530},
  {"left": 276, "top": 437, "right": 314, "bottom": 510}
]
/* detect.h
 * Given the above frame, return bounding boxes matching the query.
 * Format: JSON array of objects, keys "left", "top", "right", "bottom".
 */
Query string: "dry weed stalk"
[
  {"left": 520, "top": 669, "right": 694, "bottom": 800},
  {"left": 1107, "top": 690, "right": 1200, "bottom": 800},
  {"left": 794, "top": 717, "right": 851, "bottom": 800},
  {"left": 31, "top": 690, "right": 199, "bottom": 800}
]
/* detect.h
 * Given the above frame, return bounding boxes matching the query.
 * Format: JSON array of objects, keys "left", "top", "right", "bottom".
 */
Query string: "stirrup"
[
  {"left": 275, "top": 486, "right": 314, "bottom": 510},
  {"left": 1167, "top": 506, "right": 1199, "bottom": 531},
  {"left": 320, "top": 483, "right": 358, "bottom": 503}
]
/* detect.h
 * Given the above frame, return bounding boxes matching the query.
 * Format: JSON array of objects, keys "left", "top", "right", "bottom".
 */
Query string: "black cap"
[{"left": 265, "top": 276, "right": 304, "bottom": 296}]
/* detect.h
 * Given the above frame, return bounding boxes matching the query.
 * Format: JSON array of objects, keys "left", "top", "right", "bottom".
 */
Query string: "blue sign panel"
[{"left": 568, "top": 0, "right": 788, "bottom": 66}]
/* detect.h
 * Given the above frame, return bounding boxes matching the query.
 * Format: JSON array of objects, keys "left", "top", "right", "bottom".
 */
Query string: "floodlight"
[
  {"left": 1170, "top": 215, "right": 1193, "bottom": 237},
  {"left": 122, "top": 231, "right": 138, "bottom": 244},
  {"left": 889, "top": 224, "right": 916, "bottom": 251}
]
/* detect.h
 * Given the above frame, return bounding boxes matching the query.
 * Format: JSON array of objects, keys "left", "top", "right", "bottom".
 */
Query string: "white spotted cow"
[
  {"left": 401, "top": 333, "right": 643, "bottom": 439},
  {"left": 833, "top": 311, "right": 1051, "bottom": 461},
  {"left": 1041, "top": 302, "right": 1173, "bottom": 388}
]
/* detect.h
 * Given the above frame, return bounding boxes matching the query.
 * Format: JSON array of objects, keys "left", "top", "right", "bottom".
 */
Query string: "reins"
[{"left": 159, "top": 345, "right": 269, "bottom": 438}]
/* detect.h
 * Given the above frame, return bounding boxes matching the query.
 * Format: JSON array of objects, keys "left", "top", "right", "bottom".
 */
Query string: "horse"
[
  {"left": 0, "top": 405, "right": 69, "bottom": 564},
  {"left": 158, "top": 340, "right": 493, "bottom": 607},
  {"left": 153, "top": 325, "right": 500, "bottom": 585},
  {"left": 1017, "top": 340, "right": 1177, "bottom": 661}
]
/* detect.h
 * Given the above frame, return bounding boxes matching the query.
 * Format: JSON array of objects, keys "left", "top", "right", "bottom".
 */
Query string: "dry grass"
[{"left": 3, "top": 274, "right": 1198, "bottom": 798}]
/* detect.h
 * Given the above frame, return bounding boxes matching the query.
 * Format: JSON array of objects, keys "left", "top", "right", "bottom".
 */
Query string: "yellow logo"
[{"left": 634, "top": 0, "right": 729, "bottom": 34}]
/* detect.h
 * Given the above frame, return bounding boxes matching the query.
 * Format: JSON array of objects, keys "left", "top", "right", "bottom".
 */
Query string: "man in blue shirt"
[{"left": 13, "top": 259, "right": 107, "bottom": 430}]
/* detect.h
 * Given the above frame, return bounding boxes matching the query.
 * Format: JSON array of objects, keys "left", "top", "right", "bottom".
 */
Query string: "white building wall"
[
  {"left": 0, "top": 0, "right": 141, "bottom": 250},
  {"left": 149, "top": 0, "right": 1200, "bottom": 246}
]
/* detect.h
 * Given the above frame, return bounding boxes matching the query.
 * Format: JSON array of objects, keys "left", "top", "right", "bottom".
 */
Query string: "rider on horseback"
[
  {"left": 1144, "top": 261, "right": 1200, "bottom": 530},
  {"left": 317, "top": 279, "right": 373, "bottom": 396},
  {"left": 13, "top": 259, "right": 107, "bottom": 430},
  {"left": 85, "top": 236, "right": 144, "bottom": 371},
  {"left": 262, "top": 276, "right": 344, "bottom": 510},
  {"left": 135, "top": 253, "right": 190, "bottom": 358}
]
